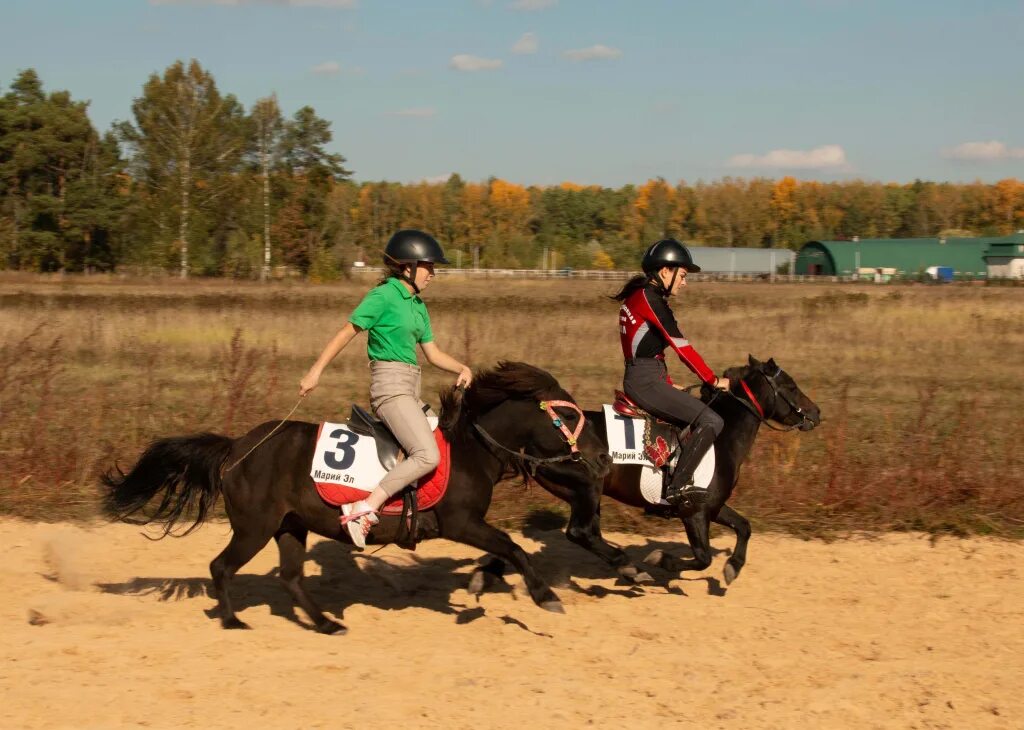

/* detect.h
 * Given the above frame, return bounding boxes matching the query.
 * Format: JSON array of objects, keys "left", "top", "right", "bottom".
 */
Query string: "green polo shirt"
[{"left": 349, "top": 277, "right": 434, "bottom": 365}]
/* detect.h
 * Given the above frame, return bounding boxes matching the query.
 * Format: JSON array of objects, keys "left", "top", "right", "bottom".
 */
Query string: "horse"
[
  {"left": 474, "top": 356, "right": 821, "bottom": 590},
  {"left": 101, "top": 361, "right": 612, "bottom": 634}
]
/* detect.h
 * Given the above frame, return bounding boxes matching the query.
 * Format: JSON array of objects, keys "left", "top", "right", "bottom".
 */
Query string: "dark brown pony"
[
  {"left": 102, "top": 362, "right": 611, "bottom": 634},
  {"left": 474, "top": 357, "right": 821, "bottom": 589}
]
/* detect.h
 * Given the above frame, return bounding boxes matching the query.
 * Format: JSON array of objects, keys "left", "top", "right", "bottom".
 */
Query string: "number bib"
[
  {"left": 602, "top": 405, "right": 649, "bottom": 464},
  {"left": 310, "top": 422, "right": 387, "bottom": 498}
]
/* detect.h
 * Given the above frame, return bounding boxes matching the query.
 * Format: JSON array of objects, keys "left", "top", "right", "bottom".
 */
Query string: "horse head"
[
  {"left": 441, "top": 361, "right": 612, "bottom": 486},
  {"left": 723, "top": 355, "right": 822, "bottom": 431}
]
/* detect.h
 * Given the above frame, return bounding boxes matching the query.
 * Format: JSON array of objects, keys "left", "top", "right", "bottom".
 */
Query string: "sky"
[{"left": 3, "top": 0, "right": 1023, "bottom": 187}]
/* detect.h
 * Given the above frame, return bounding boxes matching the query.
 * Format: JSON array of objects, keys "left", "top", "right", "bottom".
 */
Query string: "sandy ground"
[{"left": 1, "top": 518, "right": 1021, "bottom": 730}]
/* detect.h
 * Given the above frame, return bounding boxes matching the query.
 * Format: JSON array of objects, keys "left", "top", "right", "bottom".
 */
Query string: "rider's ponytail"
[
  {"left": 377, "top": 263, "right": 404, "bottom": 286},
  {"left": 610, "top": 274, "right": 648, "bottom": 302}
]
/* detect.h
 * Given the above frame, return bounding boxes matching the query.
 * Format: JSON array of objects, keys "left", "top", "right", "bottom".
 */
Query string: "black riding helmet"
[
  {"left": 383, "top": 229, "right": 448, "bottom": 293},
  {"left": 642, "top": 239, "right": 700, "bottom": 296},
  {"left": 641, "top": 238, "right": 701, "bottom": 274}
]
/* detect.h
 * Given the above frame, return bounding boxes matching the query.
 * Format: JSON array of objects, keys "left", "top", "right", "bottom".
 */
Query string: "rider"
[
  {"left": 613, "top": 238, "right": 729, "bottom": 505},
  {"left": 299, "top": 230, "right": 472, "bottom": 548}
]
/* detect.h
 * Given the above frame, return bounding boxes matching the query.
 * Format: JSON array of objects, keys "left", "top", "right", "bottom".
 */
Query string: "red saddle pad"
[{"left": 314, "top": 428, "right": 452, "bottom": 515}]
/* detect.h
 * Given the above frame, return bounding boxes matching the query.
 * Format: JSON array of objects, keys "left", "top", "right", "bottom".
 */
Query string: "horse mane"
[{"left": 438, "top": 361, "right": 567, "bottom": 431}]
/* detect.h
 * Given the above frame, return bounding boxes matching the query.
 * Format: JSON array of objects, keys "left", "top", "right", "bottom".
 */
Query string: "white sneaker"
[{"left": 340, "top": 501, "right": 378, "bottom": 549}]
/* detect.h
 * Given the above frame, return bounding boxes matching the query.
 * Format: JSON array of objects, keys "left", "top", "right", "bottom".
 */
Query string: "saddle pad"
[
  {"left": 638, "top": 448, "right": 716, "bottom": 506},
  {"left": 311, "top": 422, "right": 386, "bottom": 504},
  {"left": 313, "top": 426, "right": 452, "bottom": 514},
  {"left": 602, "top": 404, "right": 651, "bottom": 465}
]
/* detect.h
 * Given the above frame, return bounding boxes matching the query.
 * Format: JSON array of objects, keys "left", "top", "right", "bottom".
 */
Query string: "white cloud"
[
  {"left": 449, "top": 54, "right": 504, "bottom": 71},
  {"left": 152, "top": 0, "right": 357, "bottom": 6},
  {"left": 512, "top": 31, "right": 538, "bottom": 55},
  {"left": 509, "top": 0, "right": 556, "bottom": 10},
  {"left": 728, "top": 144, "right": 850, "bottom": 170},
  {"left": 310, "top": 61, "right": 341, "bottom": 75},
  {"left": 942, "top": 140, "right": 1024, "bottom": 162},
  {"left": 389, "top": 107, "right": 437, "bottom": 118},
  {"left": 419, "top": 174, "right": 454, "bottom": 184},
  {"left": 562, "top": 44, "right": 622, "bottom": 62}
]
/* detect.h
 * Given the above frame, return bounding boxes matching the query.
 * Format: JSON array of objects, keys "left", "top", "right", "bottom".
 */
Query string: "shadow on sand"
[{"left": 96, "top": 509, "right": 733, "bottom": 632}]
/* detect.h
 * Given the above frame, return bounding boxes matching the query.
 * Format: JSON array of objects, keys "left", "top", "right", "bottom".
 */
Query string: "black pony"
[
  {"left": 102, "top": 361, "right": 611, "bottom": 634},
  {"left": 496, "top": 356, "right": 821, "bottom": 588}
]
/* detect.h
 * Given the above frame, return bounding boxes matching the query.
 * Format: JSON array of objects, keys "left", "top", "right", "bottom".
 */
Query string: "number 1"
[{"left": 613, "top": 413, "right": 636, "bottom": 450}]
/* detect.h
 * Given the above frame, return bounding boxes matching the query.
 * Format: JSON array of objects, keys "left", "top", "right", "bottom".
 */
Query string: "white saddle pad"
[
  {"left": 638, "top": 449, "right": 715, "bottom": 506},
  {"left": 310, "top": 418, "right": 438, "bottom": 493},
  {"left": 603, "top": 405, "right": 715, "bottom": 506}
]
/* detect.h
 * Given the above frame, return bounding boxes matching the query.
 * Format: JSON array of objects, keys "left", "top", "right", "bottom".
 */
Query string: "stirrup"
[{"left": 665, "top": 484, "right": 708, "bottom": 508}]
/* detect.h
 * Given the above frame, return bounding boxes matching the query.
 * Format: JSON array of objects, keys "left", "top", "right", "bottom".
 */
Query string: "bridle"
[
  {"left": 473, "top": 399, "right": 605, "bottom": 478},
  {"left": 731, "top": 366, "right": 815, "bottom": 432}
]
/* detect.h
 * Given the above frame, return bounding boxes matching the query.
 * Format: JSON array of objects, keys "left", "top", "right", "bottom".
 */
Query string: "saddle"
[
  {"left": 347, "top": 404, "right": 402, "bottom": 470},
  {"left": 611, "top": 391, "right": 683, "bottom": 469},
  {"left": 342, "top": 403, "right": 441, "bottom": 551}
]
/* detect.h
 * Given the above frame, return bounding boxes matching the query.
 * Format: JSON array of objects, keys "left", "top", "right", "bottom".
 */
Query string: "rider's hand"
[
  {"left": 714, "top": 377, "right": 730, "bottom": 391},
  {"left": 299, "top": 371, "right": 320, "bottom": 397},
  {"left": 455, "top": 367, "right": 473, "bottom": 388}
]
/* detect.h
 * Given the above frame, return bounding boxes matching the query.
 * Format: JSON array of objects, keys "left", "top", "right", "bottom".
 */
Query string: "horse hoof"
[
  {"left": 467, "top": 571, "right": 486, "bottom": 596},
  {"left": 617, "top": 565, "right": 654, "bottom": 585},
  {"left": 540, "top": 600, "right": 565, "bottom": 614},
  {"left": 723, "top": 563, "right": 738, "bottom": 585},
  {"left": 643, "top": 549, "right": 664, "bottom": 566},
  {"left": 222, "top": 617, "right": 251, "bottom": 630},
  {"left": 317, "top": 620, "right": 348, "bottom": 636}
]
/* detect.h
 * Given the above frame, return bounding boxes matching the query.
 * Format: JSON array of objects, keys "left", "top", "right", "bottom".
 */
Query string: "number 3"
[{"left": 325, "top": 428, "right": 360, "bottom": 470}]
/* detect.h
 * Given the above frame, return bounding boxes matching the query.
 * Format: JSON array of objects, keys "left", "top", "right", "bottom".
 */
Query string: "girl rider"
[
  {"left": 613, "top": 239, "right": 729, "bottom": 505},
  {"left": 299, "top": 230, "right": 472, "bottom": 548}
]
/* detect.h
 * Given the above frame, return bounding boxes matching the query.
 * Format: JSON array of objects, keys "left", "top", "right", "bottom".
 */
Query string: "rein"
[
  {"left": 223, "top": 396, "right": 304, "bottom": 473},
  {"left": 473, "top": 399, "right": 603, "bottom": 478}
]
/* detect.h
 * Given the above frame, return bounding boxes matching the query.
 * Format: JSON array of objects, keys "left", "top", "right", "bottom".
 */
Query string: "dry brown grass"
[{"left": 2, "top": 271, "right": 1022, "bottom": 536}]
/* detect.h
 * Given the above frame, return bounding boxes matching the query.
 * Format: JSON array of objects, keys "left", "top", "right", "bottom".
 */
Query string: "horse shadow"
[
  {"left": 95, "top": 539, "right": 549, "bottom": 634},
  {"left": 511, "top": 509, "right": 733, "bottom": 598},
  {"left": 94, "top": 510, "right": 735, "bottom": 632}
]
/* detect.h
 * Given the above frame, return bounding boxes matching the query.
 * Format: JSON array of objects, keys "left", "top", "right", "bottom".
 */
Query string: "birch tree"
[
  {"left": 117, "top": 60, "right": 245, "bottom": 277},
  {"left": 249, "top": 95, "right": 283, "bottom": 281}
]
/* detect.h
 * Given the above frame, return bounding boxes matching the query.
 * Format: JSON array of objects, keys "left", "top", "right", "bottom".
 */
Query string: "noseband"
[{"left": 473, "top": 399, "right": 603, "bottom": 478}]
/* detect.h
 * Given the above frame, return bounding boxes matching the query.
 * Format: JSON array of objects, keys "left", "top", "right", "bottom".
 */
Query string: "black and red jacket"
[{"left": 619, "top": 282, "right": 717, "bottom": 385}]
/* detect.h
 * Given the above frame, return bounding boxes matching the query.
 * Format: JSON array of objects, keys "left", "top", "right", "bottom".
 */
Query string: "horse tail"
[{"left": 101, "top": 433, "right": 234, "bottom": 537}]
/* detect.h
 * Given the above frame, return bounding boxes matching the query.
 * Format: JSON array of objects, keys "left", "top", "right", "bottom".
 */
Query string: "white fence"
[{"left": 351, "top": 266, "right": 842, "bottom": 283}]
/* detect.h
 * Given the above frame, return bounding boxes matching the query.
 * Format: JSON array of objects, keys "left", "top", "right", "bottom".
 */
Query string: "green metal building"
[
  {"left": 983, "top": 234, "right": 1024, "bottom": 278},
  {"left": 794, "top": 237, "right": 1001, "bottom": 278}
]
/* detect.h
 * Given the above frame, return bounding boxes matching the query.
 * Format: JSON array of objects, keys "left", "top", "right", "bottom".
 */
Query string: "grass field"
[{"left": 2, "top": 271, "right": 1022, "bottom": 536}]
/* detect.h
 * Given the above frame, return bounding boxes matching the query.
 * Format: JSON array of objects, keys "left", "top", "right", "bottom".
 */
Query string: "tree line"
[{"left": 2, "top": 61, "right": 1022, "bottom": 277}]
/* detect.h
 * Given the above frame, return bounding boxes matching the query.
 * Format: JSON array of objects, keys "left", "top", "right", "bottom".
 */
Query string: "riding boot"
[{"left": 664, "top": 423, "right": 716, "bottom": 507}]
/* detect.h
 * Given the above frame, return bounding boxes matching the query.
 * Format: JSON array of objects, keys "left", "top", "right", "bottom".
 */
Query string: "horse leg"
[
  {"left": 275, "top": 526, "right": 347, "bottom": 635},
  {"left": 564, "top": 486, "right": 654, "bottom": 585},
  {"left": 467, "top": 555, "right": 507, "bottom": 597},
  {"left": 645, "top": 508, "right": 715, "bottom": 575},
  {"left": 713, "top": 504, "right": 751, "bottom": 585},
  {"left": 209, "top": 525, "right": 275, "bottom": 630},
  {"left": 447, "top": 519, "right": 564, "bottom": 613}
]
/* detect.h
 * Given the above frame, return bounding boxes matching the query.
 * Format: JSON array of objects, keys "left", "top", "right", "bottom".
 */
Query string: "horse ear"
[
  {"left": 748, "top": 354, "right": 761, "bottom": 368},
  {"left": 766, "top": 357, "right": 778, "bottom": 369}
]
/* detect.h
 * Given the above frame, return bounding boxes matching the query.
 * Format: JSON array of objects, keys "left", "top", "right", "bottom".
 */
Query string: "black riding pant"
[{"left": 622, "top": 358, "right": 724, "bottom": 437}]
